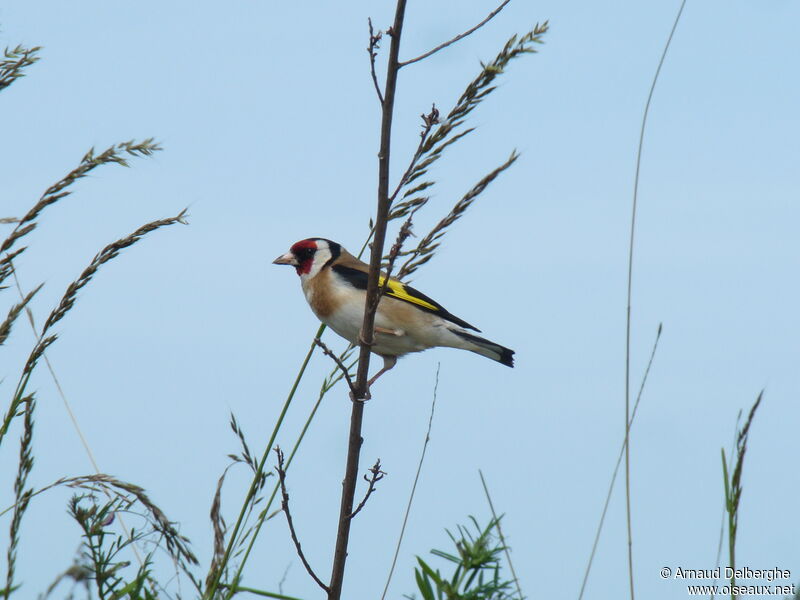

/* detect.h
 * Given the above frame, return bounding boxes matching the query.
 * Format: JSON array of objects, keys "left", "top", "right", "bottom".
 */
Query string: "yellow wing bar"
[{"left": 380, "top": 276, "right": 439, "bottom": 312}]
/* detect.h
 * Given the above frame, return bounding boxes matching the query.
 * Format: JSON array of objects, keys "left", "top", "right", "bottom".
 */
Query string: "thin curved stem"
[
  {"left": 579, "top": 324, "right": 662, "bottom": 600},
  {"left": 399, "top": 0, "right": 511, "bottom": 67},
  {"left": 625, "top": 3, "right": 686, "bottom": 598},
  {"left": 380, "top": 364, "right": 440, "bottom": 600}
]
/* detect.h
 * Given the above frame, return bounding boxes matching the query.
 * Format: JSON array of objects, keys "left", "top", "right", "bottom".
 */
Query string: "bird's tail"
[{"left": 449, "top": 329, "right": 515, "bottom": 367}]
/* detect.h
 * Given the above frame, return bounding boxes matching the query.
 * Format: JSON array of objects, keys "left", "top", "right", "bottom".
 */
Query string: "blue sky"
[{"left": 2, "top": 1, "right": 799, "bottom": 598}]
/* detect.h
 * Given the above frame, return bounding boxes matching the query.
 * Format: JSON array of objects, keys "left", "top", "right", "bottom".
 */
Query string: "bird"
[{"left": 274, "top": 238, "right": 514, "bottom": 388}]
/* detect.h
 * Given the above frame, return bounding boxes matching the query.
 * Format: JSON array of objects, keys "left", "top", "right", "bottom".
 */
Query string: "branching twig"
[
  {"left": 329, "top": 8, "right": 547, "bottom": 600},
  {"left": 399, "top": 0, "right": 512, "bottom": 67},
  {"left": 274, "top": 447, "right": 329, "bottom": 594},
  {"left": 388, "top": 104, "right": 440, "bottom": 206},
  {"left": 216, "top": 338, "right": 356, "bottom": 599},
  {"left": 348, "top": 460, "right": 386, "bottom": 520},
  {"left": 328, "top": 2, "right": 408, "bottom": 598},
  {"left": 314, "top": 338, "right": 356, "bottom": 396},
  {"left": 379, "top": 213, "right": 417, "bottom": 301},
  {"left": 368, "top": 18, "right": 384, "bottom": 105},
  {"left": 352, "top": 0, "right": 408, "bottom": 401}
]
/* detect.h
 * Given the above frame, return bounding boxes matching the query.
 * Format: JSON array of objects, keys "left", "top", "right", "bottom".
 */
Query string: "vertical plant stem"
[
  {"left": 578, "top": 324, "right": 662, "bottom": 600},
  {"left": 380, "top": 364, "right": 440, "bottom": 600},
  {"left": 721, "top": 391, "right": 762, "bottom": 598},
  {"left": 328, "top": 2, "right": 407, "bottom": 598},
  {"left": 721, "top": 449, "right": 735, "bottom": 592},
  {"left": 479, "top": 470, "right": 523, "bottom": 600},
  {"left": 625, "top": 3, "right": 686, "bottom": 598},
  {"left": 212, "top": 328, "right": 323, "bottom": 600}
]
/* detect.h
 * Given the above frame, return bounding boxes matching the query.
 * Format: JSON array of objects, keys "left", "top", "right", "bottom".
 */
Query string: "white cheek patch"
[{"left": 305, "top": 248, "right": 331, "bottom": 279}]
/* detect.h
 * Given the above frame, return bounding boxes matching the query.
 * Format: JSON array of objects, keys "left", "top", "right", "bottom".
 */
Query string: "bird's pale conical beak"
[{"left": 273, "top": 252, "right": 298, "bottom": 266}]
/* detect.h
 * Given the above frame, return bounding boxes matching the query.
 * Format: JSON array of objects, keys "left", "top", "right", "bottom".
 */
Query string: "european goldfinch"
[{"left": 274, "top": 238, "right": 514, "bottom": 385}]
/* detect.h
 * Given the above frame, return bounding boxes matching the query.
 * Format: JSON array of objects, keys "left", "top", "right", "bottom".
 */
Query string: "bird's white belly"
[
  {"left": 312, "top": 290, "right": 434, "bottom": 357},
  {"left": 322, "top": 299, "right": 364, "bottom": 345},
  {"left": 324, "top": 305, "right": 429, "bottom": 357}
]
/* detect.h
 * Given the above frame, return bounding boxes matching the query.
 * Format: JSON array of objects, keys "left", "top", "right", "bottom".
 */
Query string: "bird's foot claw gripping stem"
[{"left": 349, "top": 388, "right": 371, "bottom": 402}]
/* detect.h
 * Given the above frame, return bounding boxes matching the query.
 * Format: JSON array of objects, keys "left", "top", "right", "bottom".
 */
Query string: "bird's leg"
[
  {"left": 349, "top": 356, "right": 395, "bottom": 402},
  {"left": 351, "top": 330, "right": 401, "bottom": 401},
  {"left": 375, "top": 326, "right": 404, "bottom": 337},
  {"left": 367, "top": 355, "right": 397, "bottom": 388}
]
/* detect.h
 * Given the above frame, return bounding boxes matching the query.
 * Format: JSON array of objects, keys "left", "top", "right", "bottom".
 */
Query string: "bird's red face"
[{"left": 273, "top": 239, "right": 319, "bottom": 275}]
